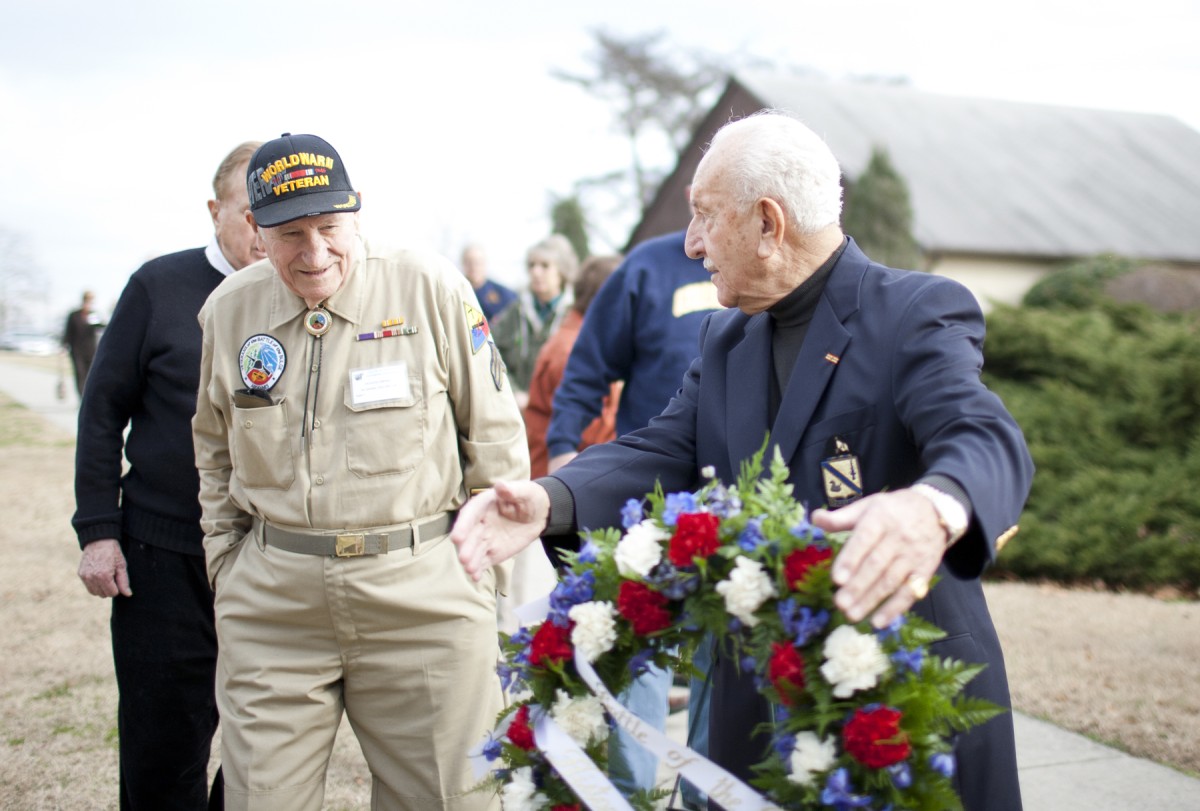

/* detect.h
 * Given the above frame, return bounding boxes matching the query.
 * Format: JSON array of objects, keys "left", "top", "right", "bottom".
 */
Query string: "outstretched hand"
[
  {"left": 452, "top": 481, "right": 551, "bottom": 581},
  {"left": 812, "top": 488, "right": 948, "bottom": 628},
  {"left": 77, "top": 539, "right": 133, "bottom": 598}
]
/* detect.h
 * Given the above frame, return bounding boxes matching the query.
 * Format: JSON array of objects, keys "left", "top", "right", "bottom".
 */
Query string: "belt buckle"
[{"left": 335, "top": 533, "right": 366, "bottom": 557}]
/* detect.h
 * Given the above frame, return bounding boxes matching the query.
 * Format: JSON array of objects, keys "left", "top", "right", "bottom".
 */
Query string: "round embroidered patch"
[{"left": 239, "top": 334, "right": 287, "bottom": 390}]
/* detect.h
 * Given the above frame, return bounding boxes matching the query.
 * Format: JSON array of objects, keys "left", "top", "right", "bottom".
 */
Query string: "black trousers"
[{"left": 110, "top": 540, "right": 222, "bottom": 811}]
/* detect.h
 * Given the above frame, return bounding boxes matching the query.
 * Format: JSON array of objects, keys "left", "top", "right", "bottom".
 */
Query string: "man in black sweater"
[{"left": 72, "top": 140, "right": 263, "bottom": 811}]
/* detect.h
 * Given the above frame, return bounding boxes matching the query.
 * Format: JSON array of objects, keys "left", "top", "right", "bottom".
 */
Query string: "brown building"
[{"left": 629, "top": 73, "right": 1200, "bottom": 311}]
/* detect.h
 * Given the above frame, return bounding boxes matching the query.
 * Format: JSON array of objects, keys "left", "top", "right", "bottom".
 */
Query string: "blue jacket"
[
  {"left": 551, "top": 238, "right": 1033, "bottom": 810},
  {"left": 547, "top": 231, "right": 719, "bottom": 456}
]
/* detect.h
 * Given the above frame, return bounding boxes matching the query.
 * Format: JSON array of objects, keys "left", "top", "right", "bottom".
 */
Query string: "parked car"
[{"left": 0, "top": 331, "right": 62, "bottom": 356}]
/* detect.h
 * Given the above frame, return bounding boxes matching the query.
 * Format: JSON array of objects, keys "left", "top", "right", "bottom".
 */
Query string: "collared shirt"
[
  {"left": 204, "top": 236, "right": 237, "bottom": 278},
  {"left": 193, "top": 238, "right": 529, "bottom": 583}
]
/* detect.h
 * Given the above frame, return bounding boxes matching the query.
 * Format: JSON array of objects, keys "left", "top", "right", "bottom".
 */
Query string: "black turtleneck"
[{"left": 767, "top": 238, "right": 848, "bottom": 421}]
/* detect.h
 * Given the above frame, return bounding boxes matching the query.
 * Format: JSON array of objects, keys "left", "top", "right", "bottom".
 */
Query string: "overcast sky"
[{"left": 3, "top": 0, "right": 1198, "bottom": 328}]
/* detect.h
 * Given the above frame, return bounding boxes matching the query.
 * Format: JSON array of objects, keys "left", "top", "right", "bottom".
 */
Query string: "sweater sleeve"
[{"left": 71, "top": 276, "right": 151, "bottom": 546}]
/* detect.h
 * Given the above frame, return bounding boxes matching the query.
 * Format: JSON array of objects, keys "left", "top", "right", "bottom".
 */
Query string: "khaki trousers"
[{"left": 214, "top": 527, "right": 502, "bottom": 811}]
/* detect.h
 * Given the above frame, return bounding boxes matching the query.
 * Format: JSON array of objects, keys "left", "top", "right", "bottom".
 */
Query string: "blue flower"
[
  {"left": 621, "top": 498, "right": 644, "bottom": 529},
  {"left": 777, "top": 598, "right": 830, "bottom": 647},
  {"left": 739, "top": 655, "right": 757, "bottom": 674},
  {"left": 875, "top": 616, "right": 906, "bottom": 643},
  {"left": 577, "top": 540, "right": 599, "bottom": 564},
  {"left": 737, "top": 516, "right": 766, "bottom": 551},
  {"left": 891, "top": 647, "right": 924, "bottom": 675},
  {"left": 821, "top": 768, "right": 872, "bottom": 809},
  {"left": 481, "top": 734, "right": 503, "bottom": 762},
  {"left": 930, "top": 752, "right": 956, "bottom": 778},
  {"left": 662, "top": 492, "right": 698, "bottom": 526},
  {"left": 708, "top": 484, "right": 743, "bottom": 519},
  {"left": 647, "top": 560, "right": 701, "bottom": 600},
  {"left": 791, "top": 509, "right": 825, "bottom": 542},
  {"left": 772, "top": 731, "right": 796, "bottom": 759},
  {"left": 887, "top": 761, "right": 912, "bottom": 789},
  {"left": 549, "top": 570, "right": 595, "bottom": 619},
  {"left": 509, "top": 628, "right": 532, "bottom": 648},
  {"left": 496, "top": 661, "right": 527, "bottom": 692},
  {"left": 628, "top": 648, "right": 655, "bottom": 677}
]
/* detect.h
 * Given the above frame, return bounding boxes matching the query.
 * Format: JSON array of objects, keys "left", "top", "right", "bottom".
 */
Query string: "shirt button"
[
  {"left": 315, "top": 475, "right": 325, "bottom": 485},
  {"left": 243, "top": 420, "right": 253, "bottom": 428},
  {"left": 313, "top": 418, "right": 321, "bottom": 428}
]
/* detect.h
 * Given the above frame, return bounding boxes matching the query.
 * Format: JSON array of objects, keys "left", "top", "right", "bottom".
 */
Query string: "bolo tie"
[{"left": 300, "top": 306, "right": 332, "bottom": 442}]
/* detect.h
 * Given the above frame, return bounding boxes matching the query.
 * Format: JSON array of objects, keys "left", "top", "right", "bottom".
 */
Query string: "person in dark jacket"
[
  {"left": 62, "top": 289, "right": 104, "bottom": 396},
  {"left": 451, "top": 110, "right": 1033, "bottom": 811},
  {"left": 72, "top": 140, "right": 264, "bottom": 811}
]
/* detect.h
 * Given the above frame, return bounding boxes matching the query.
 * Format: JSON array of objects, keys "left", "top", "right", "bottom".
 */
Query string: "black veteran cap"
[{"left": 247, "top": 133, "right": 361, "bottom": 227}]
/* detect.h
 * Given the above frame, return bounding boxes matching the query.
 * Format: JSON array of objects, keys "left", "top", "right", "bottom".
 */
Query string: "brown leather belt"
[{"left": 262, "top": 513, "right": 454, "bottom": 557}]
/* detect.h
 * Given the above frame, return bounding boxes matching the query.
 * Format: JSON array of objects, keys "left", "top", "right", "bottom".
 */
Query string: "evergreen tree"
[
  {"left": 841, "top": 147, "right": 921, "bottom": 270},
  {"left": 550, "top": 195, "right": 591, "bottom": 262}
]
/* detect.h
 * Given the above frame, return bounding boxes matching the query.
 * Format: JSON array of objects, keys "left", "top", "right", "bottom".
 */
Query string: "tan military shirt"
[{"left": 193, "top": 238, "right": 528, "bottom": 584}]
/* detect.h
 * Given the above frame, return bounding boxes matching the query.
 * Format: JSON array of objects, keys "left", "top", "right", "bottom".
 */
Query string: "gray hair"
[
  {"left": 707, "top": 110, "right": 843, "bottom": 234},
  {"left": 212, "top": 140, "right": 263, "bottom": 201},
  {"left": 526, "top": 234, "right": 580, "bottom": 284}
]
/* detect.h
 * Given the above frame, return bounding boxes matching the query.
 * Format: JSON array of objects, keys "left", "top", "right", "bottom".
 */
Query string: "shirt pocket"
[
  {"left": 343, "top": 376, "right": 426, "bottom": 477},
  {"left": 230, "top": 398, "right": 297, "bottom": 490}
]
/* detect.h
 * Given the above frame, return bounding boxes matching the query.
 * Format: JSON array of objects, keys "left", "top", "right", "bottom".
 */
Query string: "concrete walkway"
[{"left": 2, "top": 352, "right": 1197, "bottom": 810}]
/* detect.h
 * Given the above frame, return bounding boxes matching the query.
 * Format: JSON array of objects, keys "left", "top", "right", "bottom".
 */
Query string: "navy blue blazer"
[{"left": 552, "top": 238, "right": 1033, "bottom": 809}]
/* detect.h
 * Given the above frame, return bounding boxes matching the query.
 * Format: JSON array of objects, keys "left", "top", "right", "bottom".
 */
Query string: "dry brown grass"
[{"left": 0, "top": 390, "right": 1196, "bottom": 809}]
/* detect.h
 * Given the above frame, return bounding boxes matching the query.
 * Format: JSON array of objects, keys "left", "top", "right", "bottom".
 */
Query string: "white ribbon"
[
  {"left": 477, "top": 596, "right": 776, "bottom": 809},
  {"left": 574, "top": 652, "right": 775, "bottom": 810},
  {"left": 533, "top": 708, "right": 634, "bottom": 811}
]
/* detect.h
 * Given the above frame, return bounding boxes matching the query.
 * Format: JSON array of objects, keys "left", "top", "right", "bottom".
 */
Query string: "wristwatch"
[{"left": 911, "top": 483, "right": 969, "bottom": 547}]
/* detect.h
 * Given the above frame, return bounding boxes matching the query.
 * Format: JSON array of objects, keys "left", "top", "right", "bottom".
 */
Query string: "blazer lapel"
[
  {"left": 768, "top": 295, "right": 851, "bottom": 466},
  {"left": 768, "top": 240, "right": 867, "bottom": 467},
  {"left": 725, "top": 313, "right": 772, "bottom": 473}
]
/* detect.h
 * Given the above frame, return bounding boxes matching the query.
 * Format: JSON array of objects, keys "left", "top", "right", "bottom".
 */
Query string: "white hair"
[{"left": 706, "top": 109, "right": 843, "bottom": 234}]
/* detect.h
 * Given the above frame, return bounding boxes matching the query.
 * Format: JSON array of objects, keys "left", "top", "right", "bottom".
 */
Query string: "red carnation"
[
  {"left": 667, "top": 512, "right": 721, "bottom": 566},
  {"left": 767, "top": 641, "right": 807, "bottom": 706},
  {"left": 843, "top": 706, "right": 911, "bottom": 768},
  {"left": 616, "top": 580, "right": 673, "bottom": 635},
  {"left": 784, "top": 545, "right": 833, "bottom": 589},
  {"left": 507, "top": 704, "right": 536, "bottom": 751},
  {"left": 551, "top": 806, "right": 581, "bottom": 811},
  {"left": 529, "top": 620, "right": 574, "bottom": 667}
]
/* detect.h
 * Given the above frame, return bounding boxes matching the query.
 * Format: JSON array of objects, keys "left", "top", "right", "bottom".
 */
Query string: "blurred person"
[
  {"left": 460, "top": 242, "right": 516, "bottom": 320},
  {"left": 62, "top": 289, "right": 105, "bottom": 395},
  {"left": 546, "top": 229, "right": 721, "bottom": 803},
  {"left": 192, "top": 133, "right": 527, "bottom": 811},
  {"left": 523, "top": 253, "right": 623, "bottom": 478},
  {"left": 452, "top": 110, "right": 1033, "bottom": 811},
  {"left": 489, "top": 234, "right": 577, "bottom": 409},
  {"left": 72, "top": 140, "right": 264, "bottom": 811}
]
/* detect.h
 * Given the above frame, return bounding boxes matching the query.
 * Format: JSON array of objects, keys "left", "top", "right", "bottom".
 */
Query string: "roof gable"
[{"left": 633, "top": 73, "right": 1200, "bottom": 262}]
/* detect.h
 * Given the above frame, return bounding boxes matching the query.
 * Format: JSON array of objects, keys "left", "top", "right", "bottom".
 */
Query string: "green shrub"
[{"left": 982, "top": 296, "right": 1200, "bottom": 592}]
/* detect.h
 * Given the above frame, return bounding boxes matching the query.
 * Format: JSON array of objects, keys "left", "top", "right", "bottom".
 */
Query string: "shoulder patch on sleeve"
[{"left": 464, "top": 302, "right": 490, "bottom": 354}]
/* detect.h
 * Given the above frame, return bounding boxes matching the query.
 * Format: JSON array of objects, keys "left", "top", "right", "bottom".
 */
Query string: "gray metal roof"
[{"left": 731, "top": 72, "right": 1200, "bottom": 262}]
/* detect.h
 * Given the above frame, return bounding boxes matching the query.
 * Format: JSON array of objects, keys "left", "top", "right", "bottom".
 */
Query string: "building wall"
[{"left": 928, "top": 253, "right": 1056, "bottom": 313}]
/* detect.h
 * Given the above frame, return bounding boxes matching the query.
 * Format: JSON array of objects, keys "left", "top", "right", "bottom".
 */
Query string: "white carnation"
[
  {"left": 568, "top": 601, "right": 618, "bottom": 663},
  {"left": 614, "top": 519, "right": 668, "bottom": 577},
  {"left": 550, "top": 689, "right": 609, "bottom": 747},
  {"left": 820, "top": 624, "right": 890, "bottom": 697},
  {"left": 501, "top": 767, "right": 549, "bottom": 811},
  {"left": 788, "top": 731, "right": 838, "bottom": 786},
  {"left": 715, "top": 557, "right": 777, "bottom": 627}
]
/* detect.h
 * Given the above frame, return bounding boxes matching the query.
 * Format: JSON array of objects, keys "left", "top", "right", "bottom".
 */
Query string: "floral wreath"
[{"left": 474, "top": 447, "right": 1000, "bottom": 811}]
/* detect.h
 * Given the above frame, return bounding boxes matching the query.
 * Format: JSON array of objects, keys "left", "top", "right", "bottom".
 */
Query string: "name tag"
[{"left": 350, "top": 363, "right": 411, "bottom": 406}]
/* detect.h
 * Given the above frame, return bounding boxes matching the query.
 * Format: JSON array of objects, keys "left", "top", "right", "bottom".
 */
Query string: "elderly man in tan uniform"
[{"left": 193, "top": 133, "right": 528, "bottom": 811}]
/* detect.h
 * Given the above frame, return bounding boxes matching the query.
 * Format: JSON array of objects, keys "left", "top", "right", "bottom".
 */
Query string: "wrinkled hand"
[
  {"left": 452, "top": 481, "right": 550, "bottom": 581},
  {"left": 77, "top": 539, "right": 132, "bottom": 598},
  {"left": 547, "top": 451, "right": 577, "bottom": 475},
  {"left": 812, "top": 488, "right": 947, "bottom": 628}
]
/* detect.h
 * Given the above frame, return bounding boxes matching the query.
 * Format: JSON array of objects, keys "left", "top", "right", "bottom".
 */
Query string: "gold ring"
[{"left": 906, "top": 574, "right": 930, "bottom": 600}]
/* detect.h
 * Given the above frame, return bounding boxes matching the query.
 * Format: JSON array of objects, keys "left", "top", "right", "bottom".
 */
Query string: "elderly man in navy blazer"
[{"left": 452, "top": 109, "right": 1033, "bottom": 810}]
